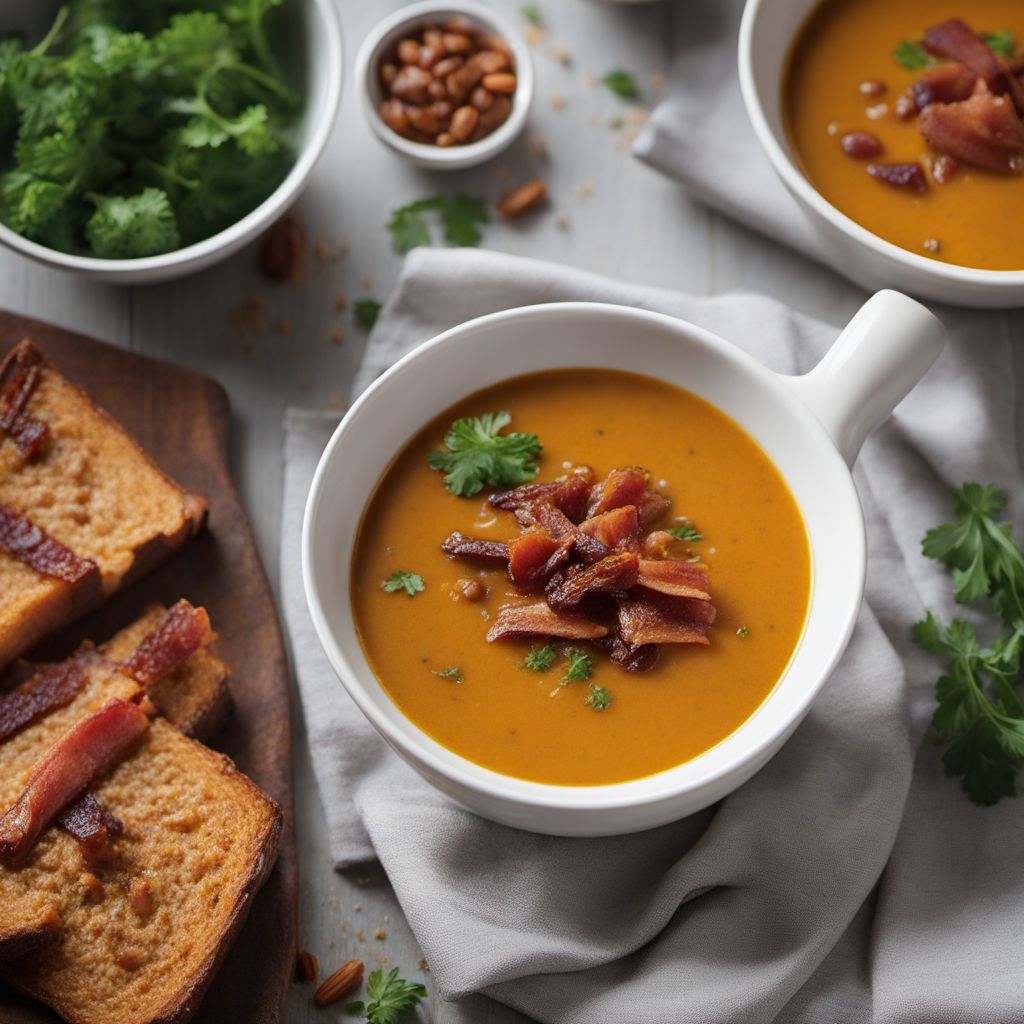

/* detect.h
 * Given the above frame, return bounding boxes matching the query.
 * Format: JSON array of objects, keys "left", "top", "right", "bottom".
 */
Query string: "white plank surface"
[{"left": 0, "top": 1, "right": 995, "bottom": 1021}]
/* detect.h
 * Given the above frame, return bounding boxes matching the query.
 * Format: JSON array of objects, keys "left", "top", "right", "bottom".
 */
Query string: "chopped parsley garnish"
[
  {"left": 344, "top": 967, "right": 427, "bottom": 1023},
  {"left": 585, "top": 684, "right": 612, "bottom": 710},
  {"left": 387, "top": 195, "right": 489, "bottom": 253},
  {"left": 914, "top": 484, "right": 1024, "bottom": 806},
  {"left": 524, "top": 644, "right": 556, "bottom": 672},
  {"left": 0, "top": 0, "right": 297, "bottom": 259},
  {"left": 602, "top": 70, "right": 640, "bottom": 100},
  {"left": 521, "top": 4, "right": 542, "bottom": 26},
  {"left": 435, "top": 666, "right": 464, "bottom": 683},
  {"left": 893, "top": 39, "right": 933, "bottom": 70},
  {"left": 564, "top": 649, "right": 594, "bottom": 684},
  {"left": 736, "top": 626, "right": 749, "bottom": 638},
  {"left": 354, "top": 298, "right": 382, "bottom": 329},
  {"left": 382, "top": 570, "right": 425, "bottom": 597},
  {"left": 668, "top": 523, "right": 703, "bottom": 543},
  {"left": 981, "top": 30, "right": 1015, "bottom": 58},
  {"left": 427, "top": 410, "right": 541, "bottom": 497}
]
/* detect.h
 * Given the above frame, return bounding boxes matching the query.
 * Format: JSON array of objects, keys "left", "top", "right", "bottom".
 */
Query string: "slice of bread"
[{"left": 0, "top": 340, "right": 207, "bottom": 670}]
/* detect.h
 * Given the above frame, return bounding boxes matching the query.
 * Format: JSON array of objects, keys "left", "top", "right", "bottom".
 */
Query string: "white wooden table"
[{"left": 0, "top": 2, "right": 882, "bottom": 1020}]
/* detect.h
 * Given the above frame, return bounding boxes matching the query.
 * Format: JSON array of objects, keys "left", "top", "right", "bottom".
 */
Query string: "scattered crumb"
[
  {"left": 326, "top": 393, "right": 345, "bottom": 410},
  {"left": 353, "top": 903, "right": 362, "bottom": 912},
  {"left": 314, "top": 239, "right": 333, "bottom": 264},
  {"left": 551, "top": 45, "right": 572, "bottom": 66},
  {"left": 361, "top": 274, "right": 372, "bottom": 290},
  {"left": 272, "top": 319, "right": 292, "bottom": 335},
  {"left": 865, "top": 102, "right": 888, "bottom": 120},
  {"left": 923, "top": 237, "right": 941, "bottom": 253},
  {"left": 584, "top": 73, "right": 598, "bottom": 88},
  {"left": 496, "top": 163, "right": 511, "bottom": 181},
  {"left": 334, "top": 292, "right": 347, "bottom": 312},
  {"left": 355, "top": 930, "right": 366, "bottom": 943},
  {"left": 556, "top": 215, "right": 569, "bottom": 231},
  {"left": 331, "top": 325, "right": 344, "bottom": 346},
  {"left": 417, "top": 958, "right": 429, "bottom": 972},
  {"left": 574, "top": 181, "right": 594, "bottom": 200},
  {"left": 826, "top": 120, "right": 839, "bottom": 136},
  {"left": 524, "top": 25, "right": 544, "bottom": 46},
  {"left": 377, "top": 955, "right": 390, "bottom": 967},
  {"left": 550, "top": 93, "right": 566, "bottom": 110},
  {"left": 627, "top": 107, "right": 648, "bottom": 125},
  {"left": 649, "top": 69, "right": 666, "bottom": 93},
  {"left": 528, "top": 133, "right": 548, "bottom": 159},
  {"left": 373, "top": 928, "right": 387, "bottom": 941},
  {"left": 231, "top": 296, "right": 267, "bottom": 335}
]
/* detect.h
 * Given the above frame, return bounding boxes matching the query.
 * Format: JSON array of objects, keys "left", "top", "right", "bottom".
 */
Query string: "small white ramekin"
[
  {"left": 0, "top": 0, "right": 343, "bottom": 285},
  {"left": 354, "top": 0, "right": 533, "bottom": 170}
]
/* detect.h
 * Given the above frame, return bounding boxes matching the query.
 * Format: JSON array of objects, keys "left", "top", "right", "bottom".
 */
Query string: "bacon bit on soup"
[
  {"left": 455, "top": 578, "right": 488, "bottom": 602},
  {"left": 912, "top": 64, "right": 976, "bottom": 110},
  {"left": 918, "top": 82, "right": 1024, "bottom": 174},
  {"left": 445, "top": 466, "right": 717, "bottom": 671},
  {"left": 867, "top": 161, "right": 929, "bottom": 193},
  {"left": 858, "top": 79, "right": 886, "bottom": 98},
  {"left": 841, "top": 131, "right": 882, "bottom": 158},
  {"left": 486, "top": 602, "right": 610, "bottom": 642},
  {"left": 931, "top": 154, "right": 959, "bottom": 184},
  {"left": 921, "top": 18, "right": 1024, "bottom": 108}
]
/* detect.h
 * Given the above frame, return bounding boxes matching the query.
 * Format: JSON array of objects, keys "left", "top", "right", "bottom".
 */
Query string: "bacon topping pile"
[
  {"left": 0, "top": 503, "right": 99, "bottom": 586},
  {"left": 0, "top": 649, "right": 95, "bottom": 744},
  {"left": 0, "top": 341, "right": 50, "bottom": 460},
  {"left": 441, "top": 468, "right": 716, "bottom": 672},
  {"left": 56, "top": 792, "right": 125, "bottom": 869},
  {"left": 0, "top": 698, "right": 149, "bottom": 867}
]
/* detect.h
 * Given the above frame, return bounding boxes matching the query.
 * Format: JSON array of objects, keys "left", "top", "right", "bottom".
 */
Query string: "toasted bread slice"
[{"left": 0, "top": 340, "right": 206, "bottom": 670}]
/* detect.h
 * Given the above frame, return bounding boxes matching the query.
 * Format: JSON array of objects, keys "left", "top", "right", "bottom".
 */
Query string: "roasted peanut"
[
  {"left": 446, "top": 63, "right": 484, "bottom": 104},
  {"left": 397, "top": 39, "right": 421, "bottom": 64},
  {"left": 406, "top": 104, "right": 441, "bottom": 135},
  {"left": 436, "top": 132, "right": 455, "bottom": 146},
  {"left": 470, "top": 86, "right": 494, "bottom": 111},
  {"left": 470, "top": 49, "right": 510, "bottom": 75},
  {"left": 449, "top": 105, "right": 480, "bottom": 142},
  {"left": 427, "top": 78, "right": 447, "bottom": 100},
  {"left": 259, "top": 213, "right": 305, "bottom": 283},
  {"left": 423, "top": 27, "right": 444, "bottom": 50},
  {"left": 391, "top": 64, "right": 432, "bottom": 104},
  {"left": 379, "top": 61, "right": 398, "bottom": 86},
  {"left": 379, "top": 98, "right": 414, "bottom": 138},
  {"left": 418, "top": 44, "right": 443, "bottom": 69},
  {"left": 443, "top": 32, "right": 473, "bottom": 54},
  {"left": 477, "top": 94, "right": 511, "bottom": 132},
  {"left": 498, "top": 179, "right": 547, "bottom": 219},
  {"left": 432, "top": 55, "right": 464, "bottom": 78},
  {"left": 482, "top": 72, "right": 516, "bottom": 94}
]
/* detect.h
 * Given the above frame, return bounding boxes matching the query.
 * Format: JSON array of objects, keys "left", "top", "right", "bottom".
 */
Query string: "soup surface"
[
  {"left": 785, "top": 0, "right": 1024, "bottom": 270},
  {"left": 352, "top": 369, "right": 811, "bottom": 786}
]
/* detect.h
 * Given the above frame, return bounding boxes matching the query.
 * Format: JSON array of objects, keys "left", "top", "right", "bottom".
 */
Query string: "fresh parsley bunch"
[
  {"left": 0, "top": 0, "right": 298, "bottom": 259},
  {"left": 915, "top": 484, "right": 1024, "bottom": 805}
]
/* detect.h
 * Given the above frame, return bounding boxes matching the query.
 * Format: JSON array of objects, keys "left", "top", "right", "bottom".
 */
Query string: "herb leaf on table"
[
  {"left": 387, "top": 195, "right": 488, "bottom": 253},
  {"left": 602, "top": 70, "right": 640, "bottom": 100},
  {"left": 346, "top": 967, "right": 427, "bottom": 1024},
  {"left": 915, "top": 484, "right": 1024, "bottom": 805}
]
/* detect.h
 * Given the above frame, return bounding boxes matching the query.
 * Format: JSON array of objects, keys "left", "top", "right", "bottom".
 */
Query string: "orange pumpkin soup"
[
  {"left": 351, "top": 369, "right": 810, "bottom": 786},
  {"left": 785, "top": 0, "right": 1024, "bottom": 270}
]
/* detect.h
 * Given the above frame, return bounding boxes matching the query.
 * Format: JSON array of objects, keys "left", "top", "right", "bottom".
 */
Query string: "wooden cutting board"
[{"left": 0, "top": 312, "right": 297, "bottom": 1024}]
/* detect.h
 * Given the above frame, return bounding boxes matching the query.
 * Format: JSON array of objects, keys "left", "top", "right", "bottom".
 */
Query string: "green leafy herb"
[
  {"left": 893, "top": 38, "right": 933, "bottom": 70},
  {"left": 354, "top": 298, "right": 382, "bottom": 329},
  {"left": 736, "top": 626, "right": 749, "bottom": 638},
  {"left": 387, "top": 194, "right": 489, "bottom": 253},
  {"left": 435, "top": 666, "right": 464, "bottom": 683},
  {"left": 608, "top": 116, "right": 625, "bottom": 130},
  {"left": 914, "top": 484, "right": 1024, "bottom": 806},
  {"left": 347, "top": 967, "right": 427, "bottom": 1024},
  {"left": 427, "top": 410, "right": 541, "bottom": 497},
  {"left": 0, "top": 0, "right": 297, "bottom": 259},
  {"left": 668, "top": 523, "right": 703, "bottom": 543},
  {"left": 564, "top": 649, "right": 593, "bottom": 684},
  {"left": 981, "top": 30, "right": 1015, "bottom": 58},
  {"left": 585, "top": 684, "right": 612, "bottom": 710},
  {"left": 382, "top": 570, "right": 425, "bottom": 597},
  {"left": 524, "top": 644, "right": 556, "bottom": 672},
  {"left": 521, "top": 5, "right": 542, "bottom": 27},
  {"left": 602, "top": 70, "right": 640, "bottom": 100}
]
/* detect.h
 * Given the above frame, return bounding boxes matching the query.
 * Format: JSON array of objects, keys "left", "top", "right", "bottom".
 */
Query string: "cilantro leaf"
[
  {"left": 387, "top": 197, "right": 439, "bottom": 253},
  {"left": 668, "top": 523, "right": 703, "bottom": 543},
  {"left": 521, "top": 5, "right": 542, "bottom": 27},
  {"left": 361, "top": 967, "right": 427, "bottom": 1024},
  {"left": 564, "top": 649, "right": 593, "bottom": 684},
  {"left": 893, "top": 39, "right": 932, "bottom": 70},
  {"left": 387, "top": 195, "right": 488, "bottom": 253},
  {"left": 354, "top": 298, "right": 381, "bottom": 329},
  {"left": 585, "top": 684, "right": 612, "bottom": 710},
  {"left": 435, "top": 666, "right": 464, "bottom": 683},
  {"left": 736, "top": 626, "right": 749, "bottom": 638},
  {"left": 426, "top": 410, "right": 541, "bottom": 497},
  {"left": 916, "top": 484, "right": 1024, "bottom": 805},
  {"left": 440, "top": 194, "right": 488, "bottom": 247},
  {"left": 602, "top": 70, "right": 640, "bottom": 100},
  {"left": 981, "top": 30, "right": 1015, "bottom": 58},
  {"left": 85, "top": 188, "right": 180, "bottom": 258},
  {"left": 524, "top": 644, "right": 555, "bottom": 672},
  {"left": 382, "top": 570, "right": 425, "bottom": 597}
]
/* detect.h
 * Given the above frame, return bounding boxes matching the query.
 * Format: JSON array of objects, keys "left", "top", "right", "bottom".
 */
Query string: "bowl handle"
[{"left": 783, "top": 290, "right": 945, "bottom": 467}]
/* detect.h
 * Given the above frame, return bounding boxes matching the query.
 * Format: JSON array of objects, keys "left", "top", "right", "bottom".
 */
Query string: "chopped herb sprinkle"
[
  {"left": 585, "top": 684, "right": 612, "bottom": 710},
  {"left": 736, "top": 626, "right": 749, "bottom": 638},
  {"left": 524, "top": 644, "right": 556, "bottom": 672},
  {"left": 564, "top": 649, "right": 594, "bottom": 684},
  {"left": 435, "top": 666, "right": 464, "bottom": 683},
  {"left": 382, "top": 570, "right": 425, "bottom": 597},
  {"left": 668, "top": 523, "right": 703, "bottom": 543}
]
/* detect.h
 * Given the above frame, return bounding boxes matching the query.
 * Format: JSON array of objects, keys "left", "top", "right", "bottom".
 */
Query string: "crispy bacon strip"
[
  {"left": 546, "top": 552, "right": 640, "bottom": 611},
  {"left": 490, "top": 475, "right": 591, "bottom": 523},
  {"left": 441, "top": 531, "right": 509, "bottom": 564},
  {"left": 486, "top": 602, "right": 609, "bottom": 642},
  {"left": 912, "top": 63, "right": 976, "bottom": 110},
  {"left": 0, "top": 504, "right": 98, "bottom": 585},
  {"left": 919, "top": 82, "right": 1024, "bottom": 173},
  {"left": 587, "top": 468, "right": 670, "bottom": 528},
  {"left": 595, "top": 635, "right": 660, "bottom": 674},
  {"left": 121, "top": 600, "right": 213, "bottom": 688},
  {"left": 922, "top": 18, "right": 1024, "bottom": 109},
  {"left": 514, "top": 500, "right": 578, "bottom": 540},
  {"left": 618, "top": 592, "right": 716, "bottom": 647},
  {"left": 636, "top": 560, "right": 711, "bottom": 600},
  {"left": 0, "top": 698, "right": 149, "bottom": 866},
  {"left": 0, "top": 648, "right": 96, "bottom": 744},
  {"left": 0, "top": 342, "right": 50, "bottom": 460},
  {"left": 56, "top": 792, "right": 124, "bottom": 868},
  {"left": 578, "top": 505, "right": 640, "bottom": 553},
  {"left": 508, "top": 531, "right": 573, "bottom": 590}
]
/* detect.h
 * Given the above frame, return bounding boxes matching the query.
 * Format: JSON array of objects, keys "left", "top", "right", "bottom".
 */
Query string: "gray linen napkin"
[{"left": 281, "top": 246, "right": 1024, "bottom": 1024}]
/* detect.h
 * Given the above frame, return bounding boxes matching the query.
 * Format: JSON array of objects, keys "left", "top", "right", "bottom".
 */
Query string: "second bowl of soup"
[{"left": 303, "top": 293, "right": 944, "bottom": 835}]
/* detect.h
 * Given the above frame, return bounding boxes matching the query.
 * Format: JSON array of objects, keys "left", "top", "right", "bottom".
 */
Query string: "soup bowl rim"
[
  {"left": 737, "top": 0, "right": 1024, "bottom": 295},
  {"left": 302, "top": 301, "right": 868, "bottom": 822}
]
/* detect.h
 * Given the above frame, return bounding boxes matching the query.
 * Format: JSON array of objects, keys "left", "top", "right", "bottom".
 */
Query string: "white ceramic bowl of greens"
[{"left": 0, "top": 0, "right": 342, "bottom": 284}]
